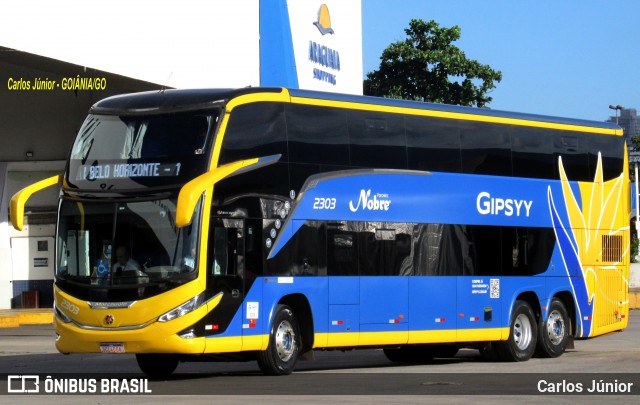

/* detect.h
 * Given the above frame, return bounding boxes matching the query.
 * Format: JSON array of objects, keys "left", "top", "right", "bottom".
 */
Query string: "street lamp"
[{"left": 609, "top": 104, "right": 624, "bottom": 125}]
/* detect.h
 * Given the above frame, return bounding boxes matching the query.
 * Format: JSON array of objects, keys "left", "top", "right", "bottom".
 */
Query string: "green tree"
[
  {"left": 364, "top": 19, "right": 502, "bottom": 108},
  {"left": 632, "top": 134, "right": 640, "bottom": 151}
]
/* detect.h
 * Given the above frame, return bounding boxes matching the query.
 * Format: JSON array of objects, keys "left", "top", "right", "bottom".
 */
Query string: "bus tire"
[
  {"left": 496, "top": 300, "right": 537, "bottom": 362},
  {"left": 135, "top": 354, "right": 179, "bottom": 377},
  {"left": 535, "top": 298, "right": 569, "bottom": 358},
  {"left": 257, "top": 305, "right": 301, "bottom": 375}
]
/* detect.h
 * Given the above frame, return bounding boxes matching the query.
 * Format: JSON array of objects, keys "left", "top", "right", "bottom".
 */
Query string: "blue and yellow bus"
[{"left": 11, "top": 87, "right": 630, "bottom": 376}]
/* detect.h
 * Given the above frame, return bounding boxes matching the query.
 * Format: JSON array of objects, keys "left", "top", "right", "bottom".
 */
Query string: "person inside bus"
[
  {"left": 112, "top": 245, "right": 141, "bottom": 277},
  {"left": 181, "top": 247, "right": 197, "bottom": 273}
]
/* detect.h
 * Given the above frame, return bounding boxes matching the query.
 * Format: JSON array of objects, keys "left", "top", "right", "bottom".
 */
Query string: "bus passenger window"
[
  {"left": 328, "top": 232, "right": 358, "bottom": 276},
  {"left": 460, "top": 121, "right": 512, "bottom": 176},
  {"left": 212, "top": 228, "right": 229, "bottom": 276}
]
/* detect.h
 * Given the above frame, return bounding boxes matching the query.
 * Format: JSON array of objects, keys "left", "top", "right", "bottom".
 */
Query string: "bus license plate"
[{"left": 100, "top": 343, "right": 125, "bottom": 353}]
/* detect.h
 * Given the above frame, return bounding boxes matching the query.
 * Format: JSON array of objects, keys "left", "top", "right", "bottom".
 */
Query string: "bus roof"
[
  {"left": 288, "top": 88, "right": 620, "bottom": 132},
  {"left": 91, "top": 87, "right": 282, "bottom": 115},
  {"left": 91, "top": 87, "right": 619, "bottom": 132}
]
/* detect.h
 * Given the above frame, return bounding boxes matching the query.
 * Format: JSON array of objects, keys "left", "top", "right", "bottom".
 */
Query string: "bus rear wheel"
[
  {"left": 535, "top": 298, "right": 570, "bottom": 358},
  {"left": 257, "top": 305, "right": 301, "bottom": 375},
  {"left": 136, "top": 354, "right": 179, "bottom": 377},
  {"left": 496, "top": 300, "right": 537, "bottom": 362}
]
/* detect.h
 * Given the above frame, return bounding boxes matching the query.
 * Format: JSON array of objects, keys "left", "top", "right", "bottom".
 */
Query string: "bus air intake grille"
[{"left": 601, "top": 235, "right": 622, "bottom": 263}]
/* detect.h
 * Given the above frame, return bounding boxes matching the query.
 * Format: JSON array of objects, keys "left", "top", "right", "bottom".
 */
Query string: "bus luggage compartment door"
[{"left": 359, "top": 277, "right": 408, "bottom": 345}]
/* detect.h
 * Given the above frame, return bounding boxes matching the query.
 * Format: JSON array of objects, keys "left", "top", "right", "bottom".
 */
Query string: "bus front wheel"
[
  {"left": 496, "top": 300, "right": 537, "bottom": 362},
  {"left": 136, "top": 353, "right": 179, "bottom": 377},
  {"left": 257, "top": 305, "right": 301, "bottom": 375},
  {"left": 535, "top": 298, "right": 570, "bottom": 358}
]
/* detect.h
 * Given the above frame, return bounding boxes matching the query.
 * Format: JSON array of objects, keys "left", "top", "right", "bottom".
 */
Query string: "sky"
[{"left": 361, "top": 0, "right": 639, "bottom": 122}]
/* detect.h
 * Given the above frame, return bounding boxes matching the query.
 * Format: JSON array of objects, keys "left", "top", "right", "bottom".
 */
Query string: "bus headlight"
[{"left": 158, "top": 293, "right": 205, "bottom": 323}]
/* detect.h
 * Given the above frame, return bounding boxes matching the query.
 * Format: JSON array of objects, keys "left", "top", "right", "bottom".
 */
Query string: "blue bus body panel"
[
  {"left": 329, "top": 277, "right": 359, "bottom": 305},
  {"left": 269, "top": 170, "right": 578, "bottom": 260},
  {"left": 408, "top": 277, "right": 458, "bottom": 335},
  {"left": 208, "top": 273, "right": 572, "bottom": 346},
  {"left": 206, "top": 169, "right": 607, "bottom": 346}
]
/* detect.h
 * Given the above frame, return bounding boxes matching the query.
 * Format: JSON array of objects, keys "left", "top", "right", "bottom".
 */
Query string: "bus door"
[{"left": 204, "top": 218, "right": 245, "bottom": 349}]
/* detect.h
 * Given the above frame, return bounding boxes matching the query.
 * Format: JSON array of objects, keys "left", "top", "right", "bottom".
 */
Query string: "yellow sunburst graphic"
[{"left": 553, "top": 147, "right": 630, "bottom": 337}]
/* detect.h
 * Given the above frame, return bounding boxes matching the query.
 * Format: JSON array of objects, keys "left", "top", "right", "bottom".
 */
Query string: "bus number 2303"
[{"left": 313, "top": 197, "right": 336, "bottom": 210}]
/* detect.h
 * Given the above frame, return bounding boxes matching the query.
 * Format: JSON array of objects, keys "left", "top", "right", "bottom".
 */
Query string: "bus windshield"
[
  {"left": 66, "top": 111, "right": 218, "bottom": 190},
  {"left": 56, "top": 197, "right": 201, "bottom": 300}
]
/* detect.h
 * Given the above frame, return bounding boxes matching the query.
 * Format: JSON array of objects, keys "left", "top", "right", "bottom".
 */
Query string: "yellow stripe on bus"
[{"left": 290, "top": 96, "right": 621, "bottom": 136}]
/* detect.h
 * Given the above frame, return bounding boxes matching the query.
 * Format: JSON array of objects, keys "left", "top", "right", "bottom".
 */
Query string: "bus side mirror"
[
  {"left": 175, "top": 157, "right": 261, "bottom": 228},
  {"left": 10, "top": 174, "right": 62, "bottom": 231}
]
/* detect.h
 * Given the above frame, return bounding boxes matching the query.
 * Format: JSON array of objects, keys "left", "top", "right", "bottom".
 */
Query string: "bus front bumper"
[{"left": 54, "top": 313, "right": 206, "bottom": 355}]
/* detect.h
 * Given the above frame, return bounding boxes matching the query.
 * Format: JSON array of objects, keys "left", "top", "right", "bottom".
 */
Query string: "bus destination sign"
[{"left": 77, "top": 162, "right": 182, "bottom": 181}]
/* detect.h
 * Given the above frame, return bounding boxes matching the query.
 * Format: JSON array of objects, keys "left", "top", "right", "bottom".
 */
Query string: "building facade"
[{"left": 608, "top": 108, "right": 640, "bottom": 148}]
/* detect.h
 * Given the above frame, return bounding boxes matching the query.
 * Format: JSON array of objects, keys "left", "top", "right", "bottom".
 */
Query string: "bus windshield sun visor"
[{"left": 175, "top": 154, "right": 281, "bottom": 227}]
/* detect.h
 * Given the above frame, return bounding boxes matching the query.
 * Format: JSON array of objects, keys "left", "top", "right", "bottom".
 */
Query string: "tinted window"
[
  {"left": 288, "top": 162, "right": 351, "bottom": 193},
  {"left": 349, "top": 110, "right": 406, "bottom": 168},
  {"left": 356, "top": 222, "right": 412, "bottom": 276},
  {"left": 220, "top": 103, "right": 287, "bottom": 164},
  {"left": 406, "top": 116, "right": 461, "bottom": 172},
  {"left": 588, "top": 134, "right": 624, "bottom": 181},
  {"left": 70, "top": 113, "right": 214, "bottom": 161},
  {"left": 67, "top": 112, "right": 215, "bottom": 190},
  {"left": 405, "top": 223, "right": 473, "bottom": 276},
  {"left": 512, "top": 126, "right": 554, "bottom": 179},
  {"left": 468, "top": 225, "right": 504, "bottom": 275},
  {"left": 327, "top": 221, "right": 358, "bottom": 276},
  {"left": 286, "top": 104, "right": 349, "bottom": 165},
  {"left": 460, "top": 121, "right": 512, "bottom": 176},
  {"left": 466, "top": 226, "right": 556, "bottom": 276},
  {"left": 554, "top": 132, "right": 589, "bottom": 181},
  {"left": 266, "top": 221, "right": 325, "bottom": 276},
  {"left": 214, "top": 161, "right": 290, "bottom": 201}
]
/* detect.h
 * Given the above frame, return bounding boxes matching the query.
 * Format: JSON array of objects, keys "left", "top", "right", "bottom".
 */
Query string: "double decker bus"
[{"left": 11, "top": 87, "right": 630, "bottom": 376}]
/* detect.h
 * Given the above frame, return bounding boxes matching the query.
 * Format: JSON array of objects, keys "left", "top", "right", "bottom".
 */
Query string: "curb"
[
  {"left": 0, "top": 309, "right": 53, "bottom": 328},
  {"left": 0, "top": 316, "right": 19, "bottom": 328}
]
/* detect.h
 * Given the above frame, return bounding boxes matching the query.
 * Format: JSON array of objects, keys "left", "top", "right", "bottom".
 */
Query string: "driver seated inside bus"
[{"left": 112, "top": 245, "right": 141, "bottom": 277}]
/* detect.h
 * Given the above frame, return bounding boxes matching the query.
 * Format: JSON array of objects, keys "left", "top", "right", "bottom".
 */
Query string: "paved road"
[{"left": 0, "top": 312, "right": 639, "bottom": 403}]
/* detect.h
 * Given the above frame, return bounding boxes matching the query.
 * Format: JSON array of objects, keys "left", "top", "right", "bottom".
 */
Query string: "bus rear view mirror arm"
[
  {"left": 11, "top": 174, "right": 63, "bottom": 231},
  {"left": 175, "top": 154, "right": 281, "bottom": 228}
]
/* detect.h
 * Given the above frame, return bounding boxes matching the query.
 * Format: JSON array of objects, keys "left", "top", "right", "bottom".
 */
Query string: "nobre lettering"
[{"left": 349, "top": 189, "right": 391, "bottom": 212}]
